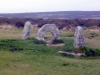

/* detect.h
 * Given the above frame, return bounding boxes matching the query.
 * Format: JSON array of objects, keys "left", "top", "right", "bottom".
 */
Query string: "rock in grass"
[
  {"left": 22, "top": 21, "right": 32, "bottom": 40},
  {"left": 74, "top": 26, "right": 85, "bottom": 48},
  {"left": 36, "top": 24, "right": 60, "bottom": 43}
]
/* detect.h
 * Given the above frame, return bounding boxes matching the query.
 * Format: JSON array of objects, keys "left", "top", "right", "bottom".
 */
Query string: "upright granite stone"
[
  {"left": 22, "top": 21, "right": 32, "bottom": 40},
  {"left": 74, "top": 26, "right": 85, "bottom": 48},
  {"left": 36, "top": 24, "right": 60, "bottom": 42}
]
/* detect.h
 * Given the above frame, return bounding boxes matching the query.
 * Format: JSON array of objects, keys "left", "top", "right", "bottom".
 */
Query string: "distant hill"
[{"left": 0, "top": 11, "right": 100, "bottom": 19}]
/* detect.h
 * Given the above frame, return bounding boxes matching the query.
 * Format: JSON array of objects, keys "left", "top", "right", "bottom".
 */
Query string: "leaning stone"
[
  {"left": 22, "top": 21, "right": 32, "bottom": 40},
  {"left": 74, "top": 26, "right": 85, "bottom": 48},
  {"left": 36, "top": 24, "right": 60, "bottom": 43}
]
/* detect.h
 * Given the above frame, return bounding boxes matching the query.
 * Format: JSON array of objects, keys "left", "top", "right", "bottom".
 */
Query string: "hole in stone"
[
  {"left": 44, "top": 32, "right": 53, "bottom": 41},
  {"left": 44, "top": 32, "right": 54, "bottom": 44}
]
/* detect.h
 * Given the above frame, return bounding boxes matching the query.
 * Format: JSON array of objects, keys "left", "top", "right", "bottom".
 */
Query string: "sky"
[{"left": 0, "top": 0, "right": 100, "bottom": 13}]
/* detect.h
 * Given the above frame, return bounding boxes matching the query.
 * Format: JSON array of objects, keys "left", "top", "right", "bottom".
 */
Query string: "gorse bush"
[
  {"left": 33, "top": 39, "right": 46, "bottom": 44},
  {"left": 52, "top": 39, "right": 64, "bottom": 44},
  {"left": 81, "top": 47, "right": 100, "bottom": 56}
]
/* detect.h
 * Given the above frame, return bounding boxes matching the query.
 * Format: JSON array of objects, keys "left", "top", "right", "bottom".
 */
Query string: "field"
[{"left": 0, "top": 28, "right": 100, "bottom": 75}]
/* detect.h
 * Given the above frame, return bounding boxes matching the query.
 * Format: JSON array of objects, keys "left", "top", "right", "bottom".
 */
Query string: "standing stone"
[
  {"left": 22, "top": 21, "right": 32, "bottom": 40},
  {"left": 74, "top": 26, "right": 85, "bottom": 48},
  {"left": 36, "top": 24, "right": 60, "bottom": 43}
]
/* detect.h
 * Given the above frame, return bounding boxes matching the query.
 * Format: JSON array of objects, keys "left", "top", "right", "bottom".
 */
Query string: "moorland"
[{"left": 0, "top": 11, "right": 100, "bottom": 75}]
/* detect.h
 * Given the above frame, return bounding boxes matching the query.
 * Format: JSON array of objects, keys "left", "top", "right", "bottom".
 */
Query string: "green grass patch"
[{"left": 0, "top": 29, "right": 100, "bottom": 75}]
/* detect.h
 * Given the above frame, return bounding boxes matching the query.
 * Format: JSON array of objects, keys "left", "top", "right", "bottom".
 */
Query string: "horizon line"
[{"left": 0, "top": 10, "right": 100, "bottom": 14}]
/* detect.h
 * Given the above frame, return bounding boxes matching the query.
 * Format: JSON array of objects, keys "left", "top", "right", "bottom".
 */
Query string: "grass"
[
  {"left": 0, "top": 28, "right": 100, "bottom": 75},
  {"left": 0, "top": 50, "right": 100, "bottom": 75},
  {"left": 84, "top": 30, "right": 100, "bottom": 49}
]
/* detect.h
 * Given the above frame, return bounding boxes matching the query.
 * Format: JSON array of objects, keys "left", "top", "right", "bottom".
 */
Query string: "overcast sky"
[{"left": 0, "top": 0, "right": 100, "bottom": 13}]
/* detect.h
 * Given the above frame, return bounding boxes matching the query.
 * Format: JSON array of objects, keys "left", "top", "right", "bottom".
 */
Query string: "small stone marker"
[
  {"left": 22, "top": 21, "right": 32, "bottom": 40},
  {"left": 36, "top": 24, "right": 60, "bottom": 43},
  {"left": 74, "top": 26, "right": 85, "bottom": 48}
]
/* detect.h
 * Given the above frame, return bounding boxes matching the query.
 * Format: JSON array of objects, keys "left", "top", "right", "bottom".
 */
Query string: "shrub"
[
  {"left": 81, "top": 47, "right": 100, "bottom": 56},
  {"left": 33, "top": 39, "right": 46, "bottom": 44},
  {"left": 52, "top": 39, "right": 64, "bottom": 44}
]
